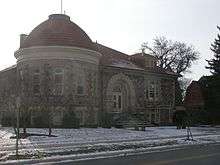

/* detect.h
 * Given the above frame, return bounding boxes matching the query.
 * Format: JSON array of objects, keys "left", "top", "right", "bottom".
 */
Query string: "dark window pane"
[
  {"left": 33, "top": 85, "right": 40, "bottom": 95},
  {"left": 118, "top": 95, "right": 121, "bottom": 109},
  {"left": 77, "top": 86, "right": 84, "bottom": 94},
  {"left": 33, "top": 75, "right": 40, "bottom": 83},
  {"left": 54, "top": 84, "right": 63, "bottom": 95},
  {"left": 55, "top": 75, "right": 63, "bottom": 84}
]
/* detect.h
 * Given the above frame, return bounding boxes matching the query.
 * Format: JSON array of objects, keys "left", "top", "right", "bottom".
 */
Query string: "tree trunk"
[
  {"left": 49, "top": 126, "right": 52, "bottom": 136},
  {"left": 48, "top": 108, "right": 52, "bottom": 136},
  {"left": 23, "top": 127, "right": 26, "bottom": 135},
  {"left": 49, "top": 115, "right": 52, "bottom": 136},
  {"left": 13, "top": 126, "right": 17, "bottom": 135},
  {"left": 22, "top": 107, "right": 28, "bottom": 136}
]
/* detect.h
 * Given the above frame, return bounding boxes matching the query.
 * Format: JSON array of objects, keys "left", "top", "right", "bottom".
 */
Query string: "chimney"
[
  {"left": 20, "top": 34, "right": 28, "bottom": 47},
  {"left": 141, "top": 48, "right": 145, "bottom": 56}
]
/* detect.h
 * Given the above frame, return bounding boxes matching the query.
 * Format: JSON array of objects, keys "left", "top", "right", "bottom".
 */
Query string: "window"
[
  {"left": 77, "top": 75, "right": 85, "bottom": 94},
  {"left": 54, "top": 68, "right": 64, "bottom": 95},
  {"left": 118, "top": 95, "right": 122, "bottom": 109},
  {"left": 33, "top": 84, "right": 40, "bottom": 95},
  {"left": 113, "top": 92, "right": 122, "bottom": 111},
  {"left": 113, "top": 95, "right": 117, "bottom": 108},
  {"left": 91, "top": 75, "right": 97, "bottom": 97},
  {"left": 33, "top": 69, "right": 40, "bottom": 95},
  {"left": 74, "top": 64, "right": 86, "bottom": 95},
  {"left": 149, "top": 81, "right": 155, "bottom": 100},
  {"left": 155, "top": 109, "right": 160, "bottom": 123},
  {"left": 77, "top": 86, "right": 84, "bottom": 94},
  {"left": 75, "top": 111, "right": 83, "bottom": 125},
  {"left": 145, "top": 87, "right": 149, "bottom": 99},
  {"left": 146, "top": 80, "right": 160, "bottom": 101},
  {"left": 155, "top": 81, "right": 159, "bottom": 100},
  {"left": 151, "top": 113, "right": 155, "bottom": 123}
]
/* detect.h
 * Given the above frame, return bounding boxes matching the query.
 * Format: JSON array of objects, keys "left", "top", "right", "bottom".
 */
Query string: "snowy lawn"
[{"left": 0, "top": 126, "right": 220, "bottom": 161}]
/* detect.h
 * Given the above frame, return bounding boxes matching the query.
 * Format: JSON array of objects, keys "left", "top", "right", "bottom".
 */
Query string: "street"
[{"left": 68, "top": 143, "right": 220, "bottom": 165}]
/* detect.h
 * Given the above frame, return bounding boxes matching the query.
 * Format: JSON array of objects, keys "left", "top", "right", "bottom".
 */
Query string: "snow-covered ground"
[{"left": 0, "top": 126, "right": 220, "bottom": 162}]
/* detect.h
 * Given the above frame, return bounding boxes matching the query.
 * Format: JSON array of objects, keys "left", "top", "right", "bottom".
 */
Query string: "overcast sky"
[{"left": 0, "top": 0, "right": 219, "bottom": 80}]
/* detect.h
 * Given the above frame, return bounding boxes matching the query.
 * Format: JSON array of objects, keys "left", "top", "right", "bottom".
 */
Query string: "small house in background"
[
  {"left": 184, "top": 81, "right": 205, "bottom": 111},
  {"left": 184, "top": 76, "right": 220, "bottom": 124}
]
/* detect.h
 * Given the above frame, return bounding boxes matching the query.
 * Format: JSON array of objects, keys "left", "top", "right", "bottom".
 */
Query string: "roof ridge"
[
  {"left": 0, "top": 64, "right": 17, "bottom": 73},
  {"left": 94, "top": 42, "right": 129, "bottom": 57}
]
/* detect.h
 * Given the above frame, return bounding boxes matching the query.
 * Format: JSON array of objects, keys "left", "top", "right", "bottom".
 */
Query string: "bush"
[
  {"left": 173, "top": 110, "right": 187, "bottom": 129},
  {"left": 1, "top": 115, "right": 13, "bottom": 127},
  {"left": 187, "top": 109, "right": 210, "bottom": 125},
  {"left": 101, "top": 113, "right": 113, "bottom": 128},
  {"left": 84, "top": 124, "right": 98, "bottom": 128},
  {"left": 32, "top": 115, "right": 48, "bottom": 128},
  {"left": 62, "top": 111, "right": 80, "bottom": 128}
]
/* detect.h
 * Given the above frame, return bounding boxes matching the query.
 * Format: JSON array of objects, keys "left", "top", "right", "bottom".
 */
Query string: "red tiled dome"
[{"left": 21, "top": 14, "right": 95, "bottom": 50}]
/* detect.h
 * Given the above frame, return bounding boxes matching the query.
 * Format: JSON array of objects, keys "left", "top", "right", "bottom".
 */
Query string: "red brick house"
[{"left": 184, "top": 81, "right": 205, "bottom": 111}]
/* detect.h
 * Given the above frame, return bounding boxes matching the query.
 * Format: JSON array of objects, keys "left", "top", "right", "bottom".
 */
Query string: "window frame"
[
  {"left": 54, "top": 68, "right": 64, "bottom": 95},
  {"left": 146, "top": 80, "right": 160, "bottom": 101},
  {"left": 33, "top": 69, "right": 40, "bottom": 95}
]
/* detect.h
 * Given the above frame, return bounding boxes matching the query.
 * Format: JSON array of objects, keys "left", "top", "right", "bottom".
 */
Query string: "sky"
[{"left": 0, "top": 0, "right": 219, "bottom": 80}]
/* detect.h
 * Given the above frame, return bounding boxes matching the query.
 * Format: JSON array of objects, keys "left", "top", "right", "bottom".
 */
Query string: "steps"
[{"left": 114, "top": 114, "right": 151, "bottom": 130}]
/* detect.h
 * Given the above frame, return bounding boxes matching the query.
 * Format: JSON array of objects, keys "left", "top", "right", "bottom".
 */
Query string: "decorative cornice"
[{"left": 14, "top": 46, "right": 102, "bottom": 65}]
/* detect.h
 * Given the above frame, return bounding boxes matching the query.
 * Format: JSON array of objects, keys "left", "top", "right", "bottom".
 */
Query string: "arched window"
[
  {"left": 33, "top": 69, "right": 40, "bottom": 95},
  {"left": 54, "top": 68, "right": 64, "bottom": 95},
  {"left": 74, "top": 65, "right": 86, "bottom": 95},
  {"left": 77, "top": 75, "right": 85, "bottom": 94}
]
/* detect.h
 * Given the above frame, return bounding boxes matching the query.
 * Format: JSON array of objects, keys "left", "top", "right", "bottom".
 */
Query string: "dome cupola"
[{"left": 20, "top": 14, "right": 95, "bottom": 50}]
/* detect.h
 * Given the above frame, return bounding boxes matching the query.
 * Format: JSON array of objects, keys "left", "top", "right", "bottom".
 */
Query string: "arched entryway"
[{"left": 106, "top": 73, "right": 136, "bottom": 113}]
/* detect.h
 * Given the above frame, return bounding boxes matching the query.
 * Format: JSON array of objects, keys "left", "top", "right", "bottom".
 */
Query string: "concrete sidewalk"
[{"left": 3, "top": 142, "right": 220, "bottom": 165}]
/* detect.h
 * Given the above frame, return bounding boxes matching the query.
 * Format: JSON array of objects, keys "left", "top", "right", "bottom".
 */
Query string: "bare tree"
[
  {"left": 0, "top": 68, "right": 21, "bottom": 156},
  {"left": 142, "top": 36, "right": 199, "bottom": 75},
  {"left": 142, "top": 36, "right": 199, "bottom": 105},
  {"left": 179, "top": 77, "right": 192, "bottom": 98},
  {"left": 19, "top": 65, "right": 31, "bottom": 136},
  {"left": 41, "top": 64, "right": 53, "bottom": 136}
]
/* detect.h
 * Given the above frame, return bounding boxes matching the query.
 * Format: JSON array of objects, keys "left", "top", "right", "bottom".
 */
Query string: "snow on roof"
[{"left": 109, "top": 59, "right": 144, "bottom": 70}]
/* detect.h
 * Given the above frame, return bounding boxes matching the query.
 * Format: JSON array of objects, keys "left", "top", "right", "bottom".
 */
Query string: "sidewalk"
[{"left": 3, "top": 140, "right": 220, "bottom": 165}]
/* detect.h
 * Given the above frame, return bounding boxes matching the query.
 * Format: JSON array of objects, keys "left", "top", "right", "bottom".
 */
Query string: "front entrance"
[
  {"left": 113, "top": 92, "right": 122, "bottom": 112},
  {"left": 106, "top": 73, "right": 136, "bottom": 113}
]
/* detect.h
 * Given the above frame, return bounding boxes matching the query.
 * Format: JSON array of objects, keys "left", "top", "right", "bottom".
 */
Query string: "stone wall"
[
  {"left": 100, "top": 66, "right": 176, "bottom": 125},
  {"left": 0, "top": 66, "right": 17, "bottom": 126},
  {"left": 0, "top": 61, "right": 176, "bottom": 127},
  {"left": 17, "top": 58, "right": 99, "bottom": 127}
]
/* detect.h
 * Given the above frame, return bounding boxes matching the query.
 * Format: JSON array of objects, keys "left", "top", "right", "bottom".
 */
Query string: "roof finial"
[{"left": 61, "top": 0, "right": 63, "bottom": 14}]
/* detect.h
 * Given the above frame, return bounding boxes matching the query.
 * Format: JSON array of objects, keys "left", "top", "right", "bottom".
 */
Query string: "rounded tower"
[{"left": 14, "top": 14, "right": 101, "bottom": 127}]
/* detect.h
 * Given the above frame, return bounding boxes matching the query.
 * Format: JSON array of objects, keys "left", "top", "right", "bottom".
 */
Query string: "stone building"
[{"left": 0, "top": 14, "right": 178, "bottom": 127}]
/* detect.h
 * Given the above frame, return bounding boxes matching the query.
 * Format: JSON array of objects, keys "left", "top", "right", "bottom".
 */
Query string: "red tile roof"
[
  {"left": 21, "top": 14, "right": 95, "bottom": 51},
  {"left": 95, "top": 43, "right": 178, "bottom": 76}
]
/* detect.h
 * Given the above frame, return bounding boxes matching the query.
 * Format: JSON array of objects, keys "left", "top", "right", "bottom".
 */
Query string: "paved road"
[{"left": 68, "top": 143, "right": 220, "bottom": 165}]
